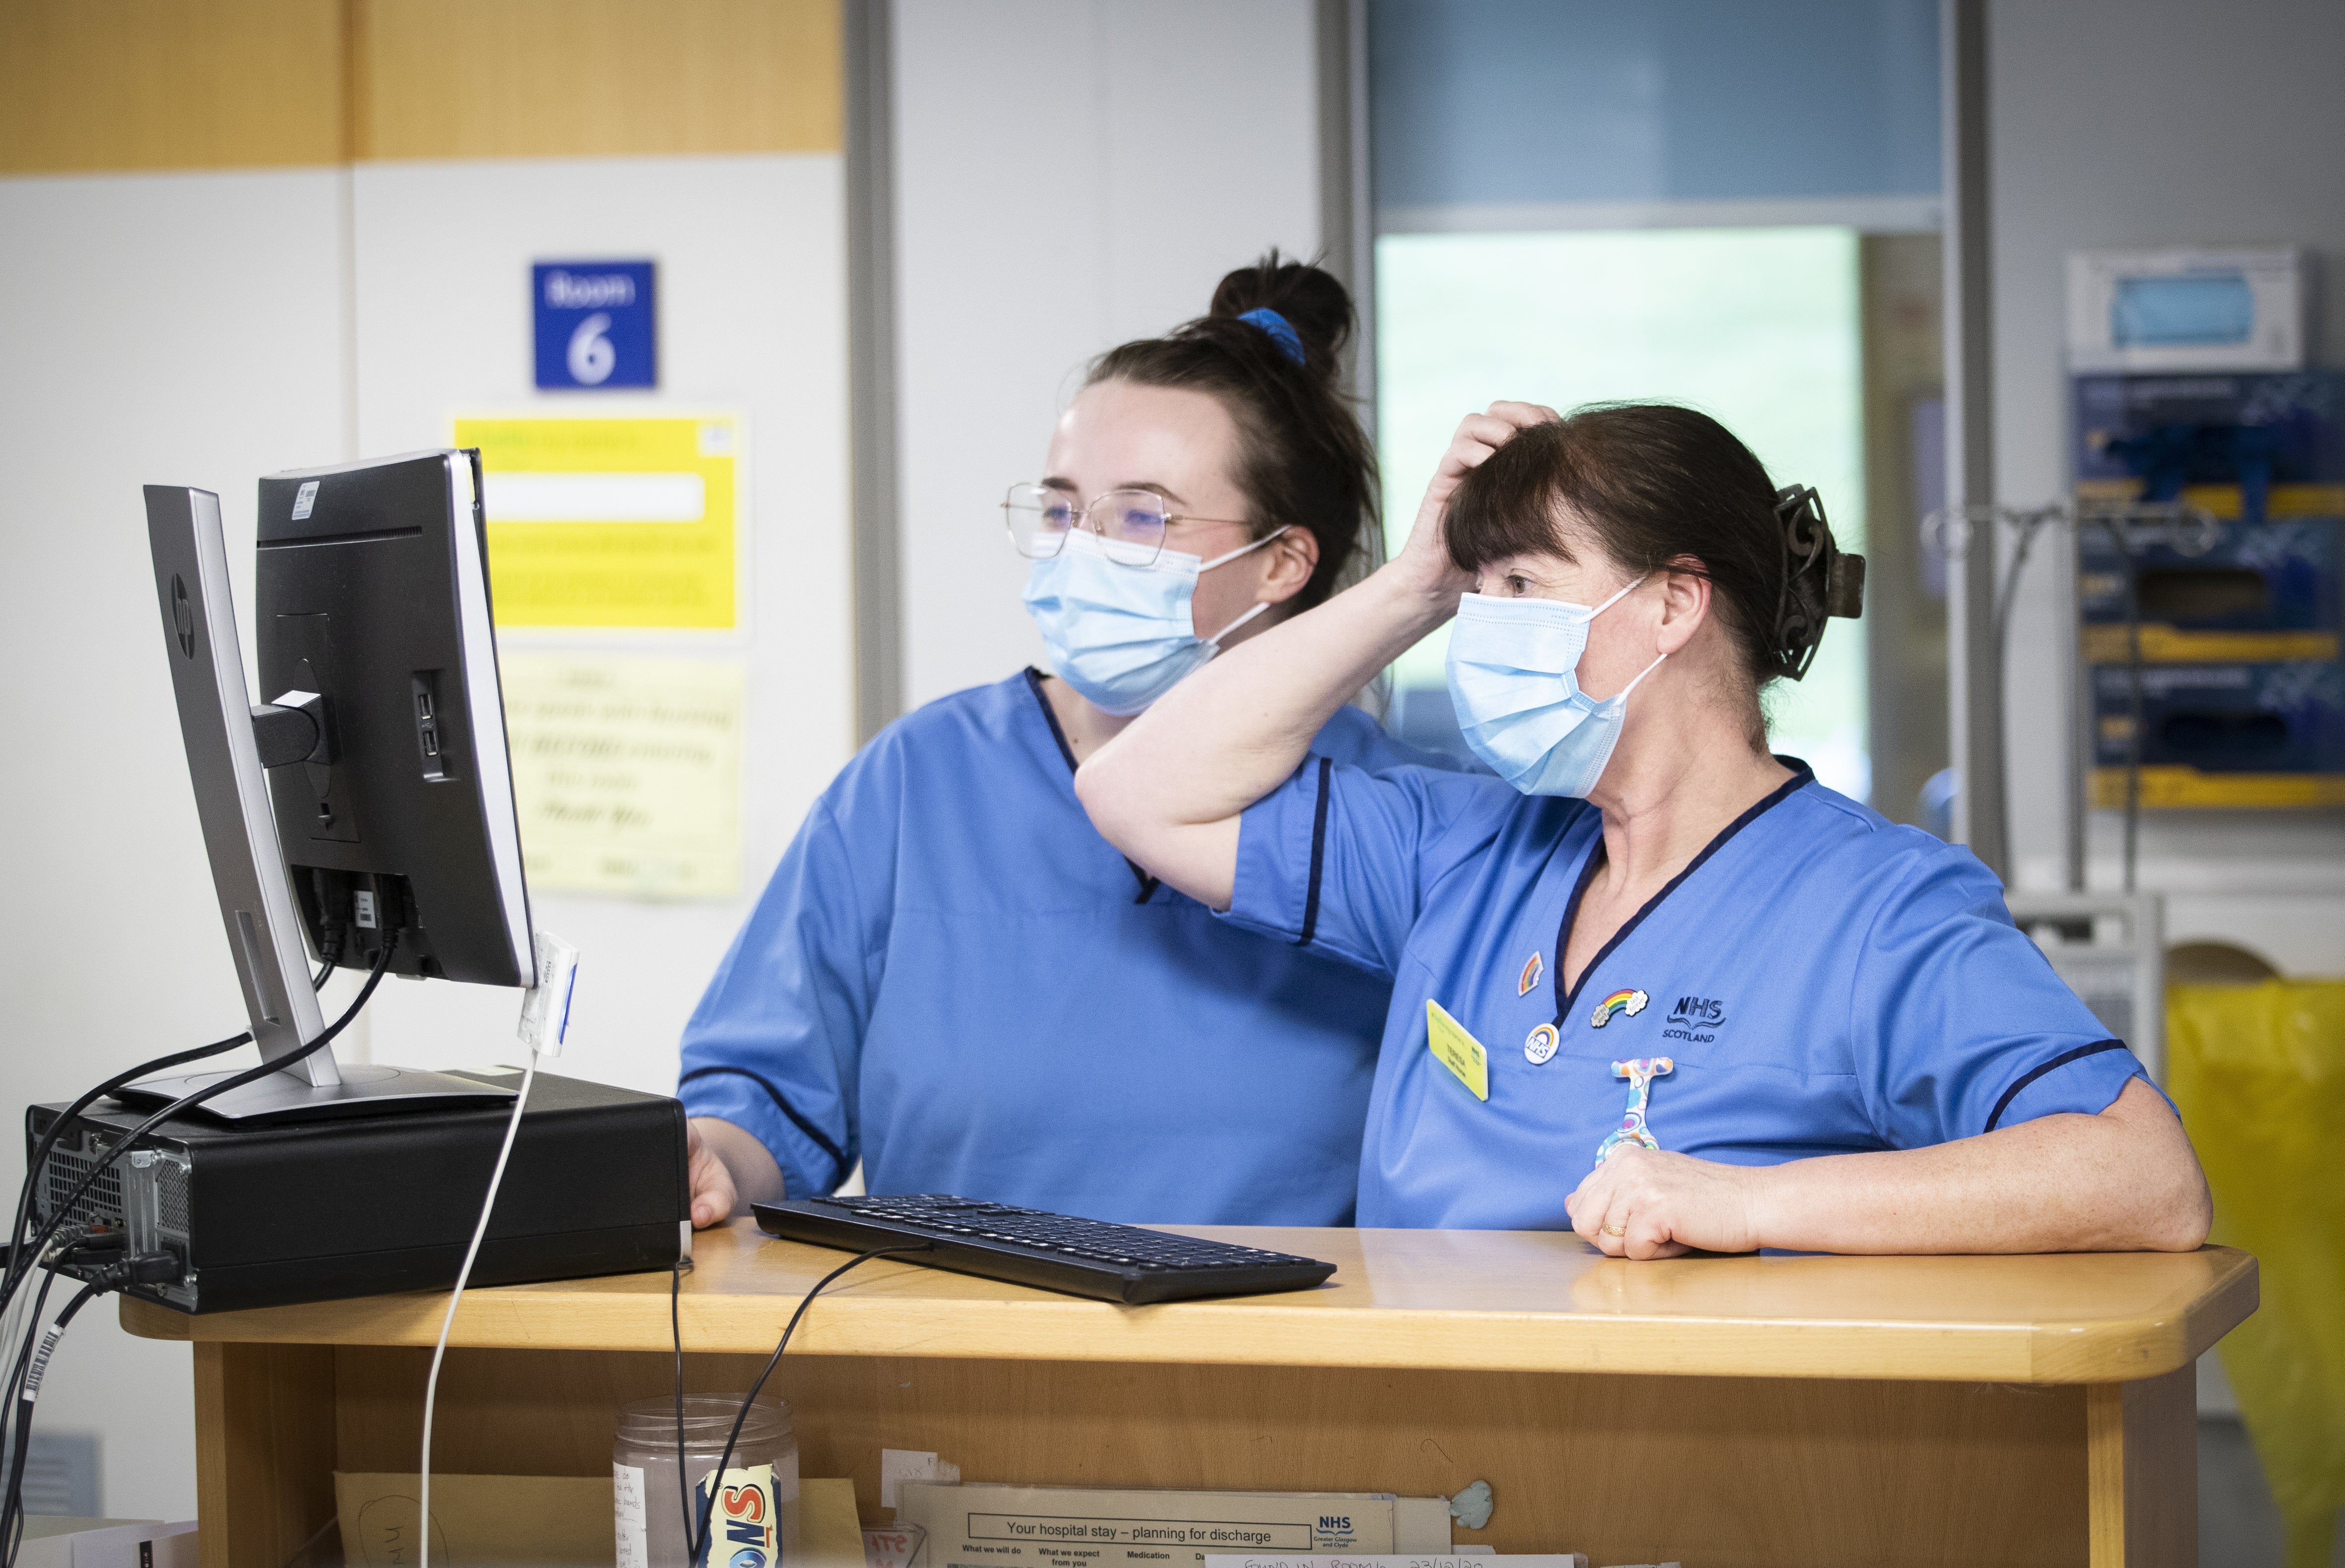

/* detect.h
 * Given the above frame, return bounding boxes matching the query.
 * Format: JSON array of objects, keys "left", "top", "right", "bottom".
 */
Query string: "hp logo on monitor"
[{"left": 172, "top": 574, "right": 195, "bottom": 658}]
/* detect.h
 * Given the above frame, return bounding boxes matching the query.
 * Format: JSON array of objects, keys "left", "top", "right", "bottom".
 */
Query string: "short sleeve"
[
  {"left": 1851, "top": 844, "right": 2156, "bottom": 1146},
  {"left": 677, "top": 797, "right": 884, "bottom": 1196},
  {"left": 1223, "top": 756, "right": 1505, "bottom": 978}
]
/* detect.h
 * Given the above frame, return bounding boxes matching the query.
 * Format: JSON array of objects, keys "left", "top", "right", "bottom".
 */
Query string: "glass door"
[{"left": 1367, "top": 0, "right": 1945, "bottom": 815}]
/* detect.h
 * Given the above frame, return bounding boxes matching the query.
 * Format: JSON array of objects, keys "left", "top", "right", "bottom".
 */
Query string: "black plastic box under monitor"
[{"left": 26, "top": 1070, "right": 686, "bottom": 1314}]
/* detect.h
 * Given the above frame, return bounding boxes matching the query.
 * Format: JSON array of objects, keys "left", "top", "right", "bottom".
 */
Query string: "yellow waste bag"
[{"left": 2168, "top": 980, "right": 2345, "bottom": 1568}]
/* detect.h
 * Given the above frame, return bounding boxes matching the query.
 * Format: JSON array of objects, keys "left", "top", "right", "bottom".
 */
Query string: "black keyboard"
[{"left": 751, "top": 1195, "right": 1337, "bottom": 1305}]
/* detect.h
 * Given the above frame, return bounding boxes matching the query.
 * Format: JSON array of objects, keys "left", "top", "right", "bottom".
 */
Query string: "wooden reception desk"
[{"left": 122, "top": 1222, "right": 2255, "bottom": 1568}]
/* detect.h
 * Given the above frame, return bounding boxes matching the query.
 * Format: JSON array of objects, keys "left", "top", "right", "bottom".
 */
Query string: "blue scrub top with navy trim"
[
  {"left": 676, "top": 670, "right": 1455, "bottom": 1226},
  {"left": 1223, "top": 755, "right": 2154, "bottom": 1230}
]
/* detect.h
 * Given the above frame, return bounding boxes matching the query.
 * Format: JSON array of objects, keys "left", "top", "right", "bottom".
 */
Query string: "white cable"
[
  {"left": 417, "top": 1050, "right": 539, "bottom": 1568},
  {"left": 0, "top": 1262, "right": 35, "bottom": 1395},
  {"left": 0, "top": 1260, "right": 43, "bottom": 1469},
  {"left": 0, "top": 1237, "right": 69, "bottom": 1416}
]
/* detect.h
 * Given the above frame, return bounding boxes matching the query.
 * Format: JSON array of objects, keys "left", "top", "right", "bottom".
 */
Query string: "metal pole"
[
  {"left": 2066, "top": 522, "right": 2089, "bottom": 891},
  {"left": 1941, "top": 0, "right": 2008, "bottom": 878},
  {"left": 1315, "top": 0, "right": 1377, "bottom": 431},
  {"left": 845, "top": 0, "right": 904, "bottom": 746}
]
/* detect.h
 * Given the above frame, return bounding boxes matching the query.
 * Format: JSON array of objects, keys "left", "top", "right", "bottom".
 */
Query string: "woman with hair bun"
[
  {"left": 1078, "top": 400, "right": 2214, "bottom": 1258},
  {"left": 677, "top": 255, "right": 1453, "bottom": 1228}
]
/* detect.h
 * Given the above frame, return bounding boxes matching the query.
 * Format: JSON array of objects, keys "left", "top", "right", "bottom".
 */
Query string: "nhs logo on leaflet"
[{"left": 533, "top": 260, "right": 656, "bottom": 389}]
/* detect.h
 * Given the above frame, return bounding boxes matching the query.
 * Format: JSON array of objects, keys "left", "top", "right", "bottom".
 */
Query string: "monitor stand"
[{"left": 113, "top": 1063, "right": 516, "bottom": 1127}]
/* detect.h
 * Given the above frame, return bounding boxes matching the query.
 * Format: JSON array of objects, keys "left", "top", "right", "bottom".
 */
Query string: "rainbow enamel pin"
[
  {"left": 1519, "top": 951, "right": 1543, "bottom": 996},
  {"left": 1588, "top": 988, "right": 1648, "bottom": 1028}
]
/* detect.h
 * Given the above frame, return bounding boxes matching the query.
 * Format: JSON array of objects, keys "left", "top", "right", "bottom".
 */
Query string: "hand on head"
[{"left": 1390, "top": 401, "right": 1560, "bottom": 604}]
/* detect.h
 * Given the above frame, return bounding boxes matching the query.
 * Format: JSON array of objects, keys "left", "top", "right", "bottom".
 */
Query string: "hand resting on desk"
[
  {"left": 687, "top": 1117, "right": 785, "bottom": 1229},
  {"left": 1564, "top": 1077, "right": 2211, "bottom": 1260}
]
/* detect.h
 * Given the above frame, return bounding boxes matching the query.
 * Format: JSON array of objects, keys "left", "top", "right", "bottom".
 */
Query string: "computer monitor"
[
  {"left": 127, "top": 450, "right": 531, "bottom": 1124},
  {"left": 254, "top": 450, "right": 532, "bottom": 986}
]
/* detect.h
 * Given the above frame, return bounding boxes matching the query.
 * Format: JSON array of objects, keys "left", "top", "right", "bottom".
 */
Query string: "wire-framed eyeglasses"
[{"left": 1001, "top": 483, "right": 1251, "bottom": 568}]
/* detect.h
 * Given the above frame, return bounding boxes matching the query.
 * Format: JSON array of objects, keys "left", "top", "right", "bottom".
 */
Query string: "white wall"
[
  {"left": 890, "top": 0, "right": 1326, "bottom": 709},
  {"left": 0, "top": 166, "right": 355, "bottom": 1524},
  {"left": 1, "top": 0, "right": 1321, "bottom": 1506},
  {"left": 1990, "top": 0, "right": 2345, "bottom": 973},
  {"left": 349, "top": 154, "right": 853, "bottom": 1089},
  {"left": 0, "top": 150, "right": 850, "bottom": 1520}
]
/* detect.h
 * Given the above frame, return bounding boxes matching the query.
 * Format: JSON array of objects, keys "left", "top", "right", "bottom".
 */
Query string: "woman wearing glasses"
[{"left": 677, "top": 256, "right": 1450, "bottom": 1228}]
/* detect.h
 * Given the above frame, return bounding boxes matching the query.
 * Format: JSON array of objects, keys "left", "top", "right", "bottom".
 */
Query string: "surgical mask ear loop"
[
  {"left": 1614, "top": 650, "right": 1667, "bottom": 700},
  {"left": 1196, "top": 525, "right": 1293, "bottom": 649},
  {"left": 1195, "top": 524, "right": 1292, "bottom": 572},
  {"left": 1204, "top": 599, "right": 1273, "bottom": 648},
  {"left": 1588, "top": 573, "right": 1647, "bottom": 617},
  {"left": 1594, "top": 576, "right": 1665, "bottom": 700}
]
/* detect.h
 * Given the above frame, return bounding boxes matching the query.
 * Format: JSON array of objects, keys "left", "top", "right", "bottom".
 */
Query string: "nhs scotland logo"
[{"left": 533, "top": 260, "right": 657, "bottom": 389}]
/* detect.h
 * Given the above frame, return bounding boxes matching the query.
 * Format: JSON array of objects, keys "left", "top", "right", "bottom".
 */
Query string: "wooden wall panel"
[
  {"left": 351, "top": 0, "right": 841, "bottom": 160},
  {"left": 0, "top": 0, "right": 346, "bottom": 174},
  {"left": 0, "top": 0, "right": 840, "bottom": 174}
]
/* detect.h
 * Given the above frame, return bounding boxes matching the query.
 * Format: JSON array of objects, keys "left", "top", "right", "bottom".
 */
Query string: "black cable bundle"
[
  {"left": 0, "top": 1277, "right": 104, "bottom": 1564},
  {"left": 0, "top": 947, "right": 390, "bottom": 1568}
]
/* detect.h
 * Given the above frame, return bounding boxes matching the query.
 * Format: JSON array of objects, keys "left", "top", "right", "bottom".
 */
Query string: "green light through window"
[{"left": 1376, "top": 225, "right": 1870, "bottom": 799}]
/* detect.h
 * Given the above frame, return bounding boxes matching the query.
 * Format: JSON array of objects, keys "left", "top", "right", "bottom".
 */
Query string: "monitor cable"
[
  {"left": 0, "top": 1277, "right": 100, "bottom": 1568},
  {"left": 416, "top": 1043, "right": 540, "bottom": 1568},
  {"left": 0, "top": 1236, "right": 179, "bottom": 1568},
  {"left": 2, "top": 954, "right": 369, "bottom": 1565},
  {"left": 3, "top": 947, "right": 384, "bottom": 1323},
  {"left": 1, "top": 960, "right": 336, "bottom": 1322},
  {"left": 0, "top": 1233, "right": 115, "bottom": 1420},
  {"left": 676, "top": 1243, "right": 932, "bottom": 1568}
]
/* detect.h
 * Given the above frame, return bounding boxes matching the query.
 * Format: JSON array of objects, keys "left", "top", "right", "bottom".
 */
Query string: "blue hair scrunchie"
[{"left": 1237, "top": 307, "right": 1307, "bottom": 366}]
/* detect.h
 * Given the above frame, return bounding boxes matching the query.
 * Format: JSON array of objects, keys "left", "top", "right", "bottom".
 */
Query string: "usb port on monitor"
[{"left": 411, "top": 673, "right": 449, "bottom": 780}]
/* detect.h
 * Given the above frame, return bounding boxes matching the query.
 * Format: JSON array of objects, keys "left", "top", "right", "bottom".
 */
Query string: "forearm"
[
  {"left": 1077, "top": 565, "right": 1450, "bottom": 879},
  {"left": 1746, "top": 1082, "right": 2211, "bottom": 1254}
]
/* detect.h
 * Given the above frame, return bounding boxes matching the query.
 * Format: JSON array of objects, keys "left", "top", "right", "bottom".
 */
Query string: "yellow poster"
[
  {"left": 456, "top": 415, "right": 740, "bottom": 628},
  {"left": 500, "top": 653, "right": 745, "bottom": 899}
]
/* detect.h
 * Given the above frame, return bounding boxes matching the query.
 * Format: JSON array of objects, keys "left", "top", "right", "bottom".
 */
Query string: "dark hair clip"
[{"left": 1771, "top": 485, "right": 1865, "bottom": 682}]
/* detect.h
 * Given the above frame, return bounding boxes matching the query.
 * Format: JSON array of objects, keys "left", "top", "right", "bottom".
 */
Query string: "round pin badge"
[{"left": 1523, "top": 1023, "right": 1560, "bottom": 1065}]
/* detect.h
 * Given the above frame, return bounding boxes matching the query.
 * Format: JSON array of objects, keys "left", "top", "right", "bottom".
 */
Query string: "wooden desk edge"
[{"left": 122, "top": 1245, "right": 2256, "bottom": 1385}]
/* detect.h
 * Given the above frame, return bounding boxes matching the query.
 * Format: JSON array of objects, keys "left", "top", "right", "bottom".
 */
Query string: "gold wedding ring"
[{"left": 1602, "top": 1224, "right": 1626, "bottom": 1237}]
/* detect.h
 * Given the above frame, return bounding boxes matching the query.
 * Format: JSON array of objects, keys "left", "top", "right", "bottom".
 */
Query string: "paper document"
[
  {"left": 896, "top": 1484, "right": 1450, "bottom": 1568},
  {"left": 498, "top": 652, "right": 746, "bottom": 898},
  {"left": 1206, "top": 1558, "right": 1584, "bottom": 1568},
  {"left": 457, "top": 413, "right": 743, "bottom": 629}
]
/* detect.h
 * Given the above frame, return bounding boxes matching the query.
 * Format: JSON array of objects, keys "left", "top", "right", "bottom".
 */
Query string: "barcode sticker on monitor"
[{"left": 291, "top": 480, "right": 319, "bottom": 520}]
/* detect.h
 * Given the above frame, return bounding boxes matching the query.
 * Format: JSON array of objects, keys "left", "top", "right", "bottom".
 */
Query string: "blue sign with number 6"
[{"left": 532, "top": 260, "right": 656, "bottom": 390}]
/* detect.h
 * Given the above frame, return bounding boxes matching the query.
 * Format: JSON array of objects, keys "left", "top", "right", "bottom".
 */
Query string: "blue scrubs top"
[
  {"left": 678, "top": 670, "right": 1448, "bottom": 1225},
  {"left": 1225, "top": 757, "right": 2154, "bottom": 1229}
]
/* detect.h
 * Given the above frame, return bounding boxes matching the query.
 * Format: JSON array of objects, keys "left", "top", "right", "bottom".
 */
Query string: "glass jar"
[{"left": 615, "top": 1394, "right": 799, "bottom": 1568}]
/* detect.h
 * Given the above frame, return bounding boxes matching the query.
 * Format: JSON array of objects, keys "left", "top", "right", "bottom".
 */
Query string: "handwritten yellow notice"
[
  {"left": 456, "top": 414, "right": 740, "bottom": 628},
  {"left": 1426, "top": 1000, "right": 1489, "bottom": 1102},
  {"left": 500, "top": 653, "right": 744, "bottom": 899}
]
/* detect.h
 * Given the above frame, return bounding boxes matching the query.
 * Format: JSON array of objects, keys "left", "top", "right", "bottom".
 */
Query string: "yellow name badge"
[{"left": 1425, "top": 1000, "right": 1489, "bottom": 1102}]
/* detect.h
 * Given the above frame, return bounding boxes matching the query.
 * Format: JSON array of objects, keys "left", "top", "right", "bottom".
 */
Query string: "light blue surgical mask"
[
  {"left": 1023, "top": 525, "right": 1288, "bottom": 715},
  {"left": 1446, "top": 576, "right": 1664, "bottom": 797}
]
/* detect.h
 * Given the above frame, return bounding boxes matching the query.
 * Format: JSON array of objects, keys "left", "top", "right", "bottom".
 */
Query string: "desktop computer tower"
[{"left": 26, "top": 1070, "right": 687, "bottom": 1314}]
